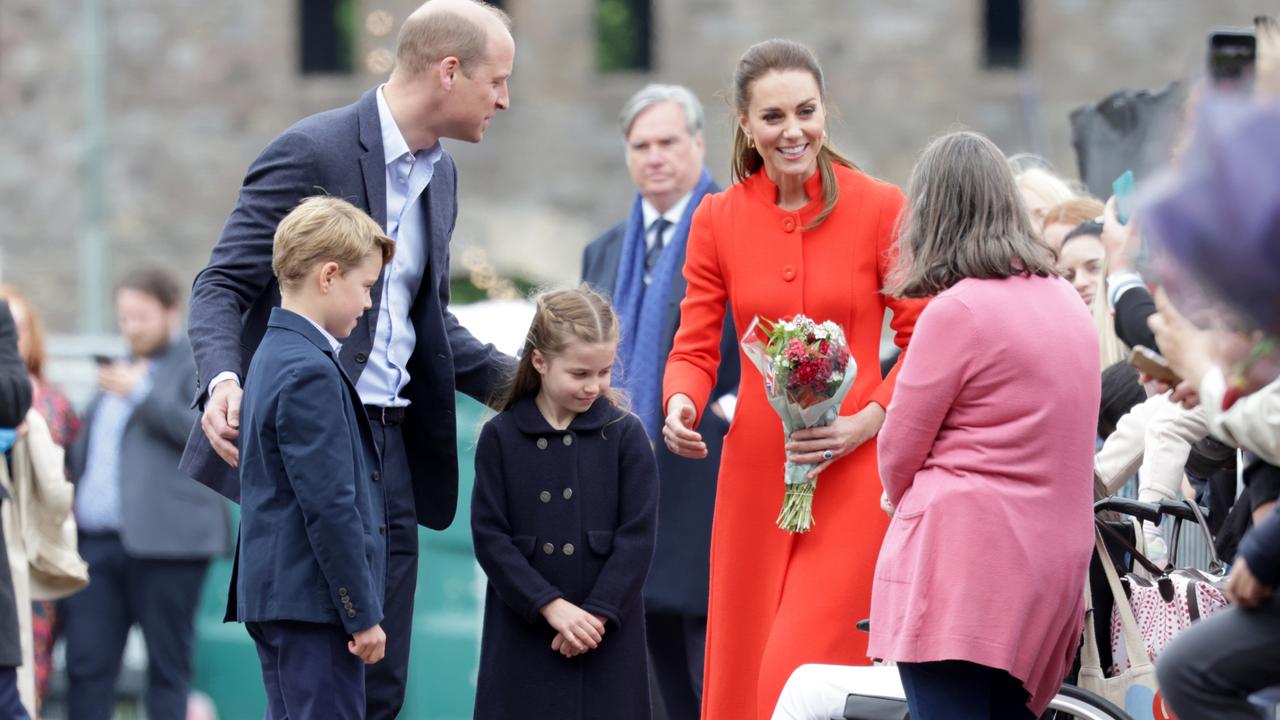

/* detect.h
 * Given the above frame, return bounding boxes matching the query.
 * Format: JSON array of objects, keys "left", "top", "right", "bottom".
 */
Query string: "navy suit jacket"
[
  {"left": 180, "top": 87, "right": 511, "bottom": 530},
  {"left": 581, "top": 200, "right": 740, "bottom": 616},
  {"left": 235, "top": 308, "right": 387, "bottom": 633},
  {"left": 68, "top": 338, "right": 230, "bottom": 559}
]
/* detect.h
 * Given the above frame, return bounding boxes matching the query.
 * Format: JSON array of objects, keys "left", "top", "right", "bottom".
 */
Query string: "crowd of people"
[{"left": 0, "top": 1, "right": 1277, "bottom": 719}]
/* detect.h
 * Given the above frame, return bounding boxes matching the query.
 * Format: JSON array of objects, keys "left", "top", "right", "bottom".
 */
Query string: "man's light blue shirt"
[
  {"left": 76, "top": 363, "right": 155, "bottom": 531},
  {"left": 357, "top": 85, "right": 444, "bottom": 407}
]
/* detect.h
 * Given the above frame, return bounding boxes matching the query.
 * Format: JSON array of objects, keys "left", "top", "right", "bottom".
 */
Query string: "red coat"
[{"left": 663, "top": 164, "right": 925, "bottom": 720}]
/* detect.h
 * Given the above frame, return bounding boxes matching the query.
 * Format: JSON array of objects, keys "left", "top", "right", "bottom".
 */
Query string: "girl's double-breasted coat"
[{"left": 471, "top": 396, "right": 658, "bottom": 720}]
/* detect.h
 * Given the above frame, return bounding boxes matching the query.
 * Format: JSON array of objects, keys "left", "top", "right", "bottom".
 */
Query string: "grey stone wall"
[{"left": 2, "top": 0, "right": 1273, "bottom": 331}]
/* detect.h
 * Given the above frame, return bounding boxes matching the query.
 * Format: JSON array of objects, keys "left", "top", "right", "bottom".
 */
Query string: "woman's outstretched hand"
[
  {"left": 663, "top": 393, "right": 707, "bottom": 459},
  {"left": 787, "top": 403, "right": 886, "bottom": 479}
]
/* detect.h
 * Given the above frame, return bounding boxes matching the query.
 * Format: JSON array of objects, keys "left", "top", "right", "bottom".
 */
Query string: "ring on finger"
[{"left": 821, "top": 449, "right": 834, "bottom": 461}]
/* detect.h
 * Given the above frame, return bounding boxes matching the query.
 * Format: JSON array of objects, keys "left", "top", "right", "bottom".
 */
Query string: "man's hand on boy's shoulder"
[{"left": 349, "top": 623, "right": 386, "bottom": 664}]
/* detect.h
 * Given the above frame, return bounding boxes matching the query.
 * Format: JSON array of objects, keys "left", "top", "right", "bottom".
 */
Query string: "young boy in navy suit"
[{"left": 235, "top": 196, "right": 394, "bottom": 718}]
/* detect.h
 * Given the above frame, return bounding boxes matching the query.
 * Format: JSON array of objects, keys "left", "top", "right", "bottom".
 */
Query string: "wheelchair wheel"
[{"left": 1042, "top": 684, "right": 1131, "bottom": 720}]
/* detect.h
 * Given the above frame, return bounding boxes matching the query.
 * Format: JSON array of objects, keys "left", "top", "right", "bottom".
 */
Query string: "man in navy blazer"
[
  {"left": 179, "top": 2, "right": 515, "bottom": 715},
  {"left": 581, "top": 84, "right": 739, "bottom": 720}
]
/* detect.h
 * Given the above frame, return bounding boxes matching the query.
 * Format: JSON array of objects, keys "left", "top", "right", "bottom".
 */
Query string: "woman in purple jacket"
[{"left": 869, "top": 131, "right": 1101, "bottom": 719}]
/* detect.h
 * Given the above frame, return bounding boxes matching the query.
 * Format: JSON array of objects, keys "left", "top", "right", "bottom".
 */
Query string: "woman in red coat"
[{"left": 661, "top": 39, "right": 925, "bottom": 720}]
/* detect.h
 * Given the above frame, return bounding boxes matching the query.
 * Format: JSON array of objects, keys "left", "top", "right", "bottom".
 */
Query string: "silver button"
[
  {"left": 563, "top": 435, "right": 573, "bottom": 447},
  {"left": 562, "top": 488, "right": 573, "bottom": 500},
  {"left": 536, "top": 438, "right": 548, "bottom": 450},
  {"left": 542, "top": 542, "right": 555, "bottom": 555},
  {"left": 347, "top": 609, "right": 357, "bottom": 618},
  {"left": 562, "top": 543, "right": 575, "bottom": 556},
  {"left": 539, "top": 491, "right": 551, "bottom": 503}
]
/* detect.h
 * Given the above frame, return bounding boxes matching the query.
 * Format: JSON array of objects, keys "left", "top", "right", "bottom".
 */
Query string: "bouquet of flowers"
[{"left": 741, "top": 315, "right": 856, "bottom": 533}]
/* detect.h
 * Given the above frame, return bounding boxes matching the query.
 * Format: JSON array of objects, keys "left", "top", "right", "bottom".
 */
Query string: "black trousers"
[
  {"left": 364, "top": 421, "right": 418, "bottom": 720},
  {"left": 248, "top": 620, "right": 364, "bottom": 720},
  {"left": 646, "top": 611, "right": 706, "bottom": 720},
  {"left": 61, "top": 533, "right": 209, "bottom": 720},
  {"left": 898, "top": 660, "right": 1033, "bottom": 720},
  {"left": 1158, "top": 594, "right": 1280, "bottom": 719}
]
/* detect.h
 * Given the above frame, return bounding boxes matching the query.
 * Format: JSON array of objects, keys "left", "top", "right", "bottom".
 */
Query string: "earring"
[{"left": 745, "top": 134, "right": 755, "bottom": 149}]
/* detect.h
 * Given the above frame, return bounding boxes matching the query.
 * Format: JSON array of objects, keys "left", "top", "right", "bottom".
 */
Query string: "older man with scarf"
[{"left": 581, "top": 83, "right": 738, "bottom": 720}]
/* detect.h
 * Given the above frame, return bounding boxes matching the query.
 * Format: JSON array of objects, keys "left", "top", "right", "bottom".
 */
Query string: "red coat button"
[
  {"left": 782, "top": 265, "right": 796, "bottom": 281},
  {"left": 782, "top": 217, "right": 797, "bottom": 233}
]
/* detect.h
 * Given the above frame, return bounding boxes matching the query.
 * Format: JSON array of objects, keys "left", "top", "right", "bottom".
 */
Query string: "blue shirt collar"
[{"left": 376, "top": 84, "right": 443, "bottom": 166}]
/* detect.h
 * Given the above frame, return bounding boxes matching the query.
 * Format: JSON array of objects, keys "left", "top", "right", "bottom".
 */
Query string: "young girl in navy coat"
[{"left": 471, "top": 287, "right": 658, "bottom": 720}]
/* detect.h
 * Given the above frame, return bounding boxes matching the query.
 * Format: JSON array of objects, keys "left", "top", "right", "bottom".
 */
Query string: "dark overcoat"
[
  {"left": 471, "top": 397, "right": 657, "bottom": 720},
  {"left": 0, "top": 302, "right": 30, "bottom": 668},
  {"left": 582, "top": 211, "right": 739, "bottom": 616}
]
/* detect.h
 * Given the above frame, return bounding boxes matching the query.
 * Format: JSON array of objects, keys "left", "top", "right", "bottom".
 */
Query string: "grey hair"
[
  {"left": 886, "top": 130, "right": 1060, "bottom": 299},
  {"left": 619, "top": 84, "right": 705, "bottom": 139}
]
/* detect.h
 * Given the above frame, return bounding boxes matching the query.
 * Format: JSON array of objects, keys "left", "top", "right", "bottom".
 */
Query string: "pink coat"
[{"left": 868, "top": 275, "right": 1101, "bottom": 715}]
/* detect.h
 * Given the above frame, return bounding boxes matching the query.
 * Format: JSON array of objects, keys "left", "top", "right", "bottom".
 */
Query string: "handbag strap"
[
  {"left": 1096, "top": 518, "right": 1167, "bottom": 577},
  {"left": 1180, "top": 498, "right": 1225, "bottom": 574},
  {"left": 1080, "top": 564, "right": 1104, "bottom": 672},
  {"left": 1092, "top": 526, "right": 1155, "bottom": 669}
]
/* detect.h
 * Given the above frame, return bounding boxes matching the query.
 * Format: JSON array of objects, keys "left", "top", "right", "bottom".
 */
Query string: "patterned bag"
[
  {"left": 1108, "top": 567, "right": 1229, "bottom": 673},
  {"left": 1096, "top": 500, "right": 1230, "bottom": 673}
]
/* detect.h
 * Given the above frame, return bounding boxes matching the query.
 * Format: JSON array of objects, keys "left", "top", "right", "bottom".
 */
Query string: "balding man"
[{"left": 181, "top": 2, "right": 515, "bottom": 715}]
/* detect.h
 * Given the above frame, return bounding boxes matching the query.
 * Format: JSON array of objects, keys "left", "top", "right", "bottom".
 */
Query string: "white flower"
[
  {"left": 813, "top": 327, "right": 828, "bottom": 340},
  {"left": 831, "top": 371, "right": 844, "bottom": 383}
]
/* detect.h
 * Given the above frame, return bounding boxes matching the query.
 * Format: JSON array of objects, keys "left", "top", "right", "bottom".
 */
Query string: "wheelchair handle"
[{"left": 1093, "top": 496, "right": 1162, "bottom": 524}]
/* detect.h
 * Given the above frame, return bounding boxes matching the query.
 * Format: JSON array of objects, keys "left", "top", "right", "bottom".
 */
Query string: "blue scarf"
[{"left": 614, "top": 169, "right": 716, "bottom": 440}]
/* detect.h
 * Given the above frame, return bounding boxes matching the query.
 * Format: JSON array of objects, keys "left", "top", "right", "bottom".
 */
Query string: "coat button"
[
  {"left": 339, "top": 588, "right": 348, "bottom": 596},
  {"left": 782, "top": 216, "right": 797, "bottom": 232},
  {"left": 782, "top": 265, "right": 796, "bottom": 281},
  {"left": 371, "top": 471, "right": 380, "bottom": 482},
  {"left": 536, "top": 438, "right": 548, "bottom": 450},
  {"left": 562, "top": 543, "right": 575, "bottom": 556},
  {"left": 542, "top": 542, "right": 555, "bottom": 555},
  {"left": 562, "top": 435, "right": 573, "bottom": 447},
  {"left": 379, "top": 525, "right": 387, "bottom": 535},
  {"left": 539, "top": 491, "right": 551, "bottom": 503},
  {"left": 354, "top": 352, "right": 368, "bottom": 364},
  {"left": 347, "top": 609, "right": 357, "bottom": 618},
  {"left": 562, "top": 488, "right": 573, "bottom": 500}
]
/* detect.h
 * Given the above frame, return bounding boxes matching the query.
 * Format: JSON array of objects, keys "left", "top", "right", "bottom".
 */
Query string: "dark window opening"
[
  {"left": 984, "top": 0, "right": 1023, "bottom": 69},
  {"left": 597, "top": 0, "right": 652, "bottom": 72},
  {"left": 300, "top": 0, "right": 358, "bottom": 74}
]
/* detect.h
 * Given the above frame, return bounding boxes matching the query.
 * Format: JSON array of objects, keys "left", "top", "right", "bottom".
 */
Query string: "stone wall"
[{"left": 2, "top": 0, "right": 1272, "bottom": 330}]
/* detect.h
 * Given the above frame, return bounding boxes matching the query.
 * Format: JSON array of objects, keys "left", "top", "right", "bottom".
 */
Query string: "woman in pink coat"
[{"left": 869, "top": 131, "right": 1101, "bottom": 719}]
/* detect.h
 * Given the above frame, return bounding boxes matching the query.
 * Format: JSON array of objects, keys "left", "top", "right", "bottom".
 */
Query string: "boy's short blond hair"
[{"left": 273, "top": 196, "right": 394, "bottom": 291}]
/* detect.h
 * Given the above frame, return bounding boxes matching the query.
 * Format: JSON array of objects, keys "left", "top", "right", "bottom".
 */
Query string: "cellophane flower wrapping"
[{"left": 740, "top": 315, "right": 856, "bottom": 533}]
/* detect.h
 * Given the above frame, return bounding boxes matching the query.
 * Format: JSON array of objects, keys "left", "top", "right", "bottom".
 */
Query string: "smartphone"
[
  {"left": 1112, "top": 170, "right": 1135, "bottom": 226},
  {"left": 91, "top": 354, "right": 117, "bottom": 366},
  {"left": 1129, "top": 346, "right": 1183, "bottom": 386},
  {"left": 1208, "top": 29, "right": 1256, "bottom": 92}
]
